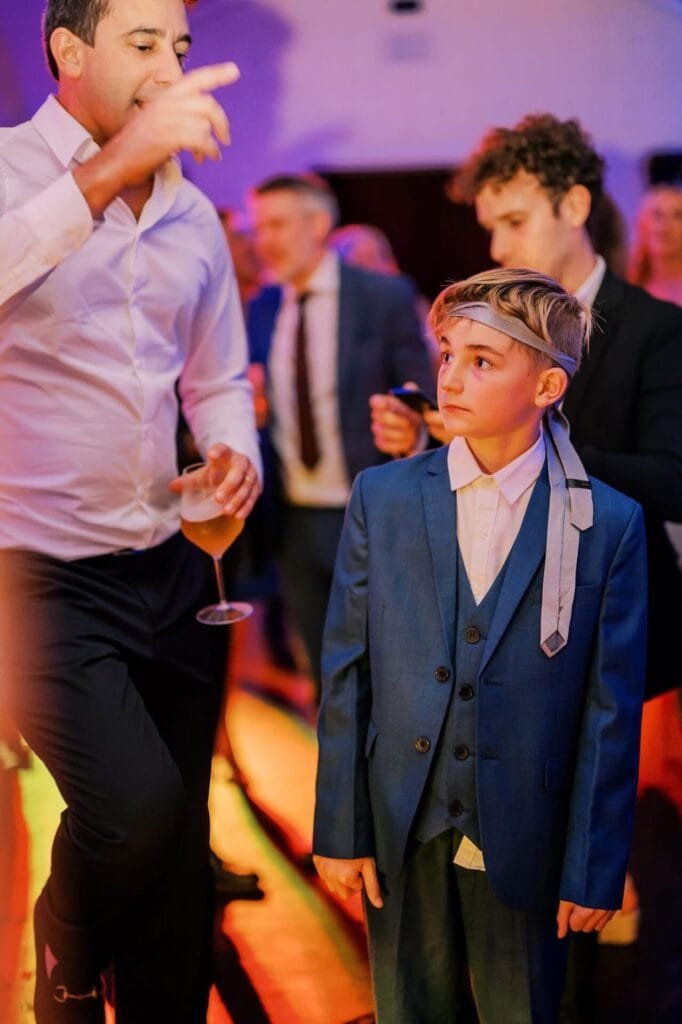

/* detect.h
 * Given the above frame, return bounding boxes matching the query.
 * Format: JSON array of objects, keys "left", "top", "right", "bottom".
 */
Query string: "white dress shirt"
[
  {"left": 0, "top": 96, "right": 260, "bottom": 559},
  {"left": 574, "top": 254, "right": 607, "bottom": 309},
  {"left": 447, "top": 431, "right": 546, "bottom": 869},
  {"left": 268, "top": 250, "right": 351, "bottom": 507}
]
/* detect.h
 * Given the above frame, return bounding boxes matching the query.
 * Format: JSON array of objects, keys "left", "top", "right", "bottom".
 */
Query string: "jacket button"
[
  {"left": 459, "top": 685, "right": 474, "bottom": 701},
  {"left": 464, "top": 626, "right": 481, "bottom": 644},
  {"left": 434, "top": 666, "right": 451, "bottom": 683},
  {"left": 454, "top": 744, "right": 470, "bottom": 761},
  {"left": 415, "top": 736, "right": 431, "bottom": 753},
  {"left": 450, "top": 800, "right": 464, "bottom": 817}
]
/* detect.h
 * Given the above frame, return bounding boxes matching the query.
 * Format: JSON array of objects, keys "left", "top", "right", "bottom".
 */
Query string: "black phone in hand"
[{"left": 389, "top": 386, "right": 438, "bottom": 413}]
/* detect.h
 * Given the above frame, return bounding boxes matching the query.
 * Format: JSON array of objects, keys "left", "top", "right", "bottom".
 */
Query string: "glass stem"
[{"left": 212, "top": 556, "right": 229, "bottom": 609}]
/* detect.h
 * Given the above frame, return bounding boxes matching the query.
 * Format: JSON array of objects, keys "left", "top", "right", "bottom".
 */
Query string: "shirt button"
[
  {"left": 434, "top": 666, "right": 451, "bottom": 683},
  {"left": 459, "top": 686, "right": 475, "bottom": 701},
  {"left": 415, "top": 737, "right": 431, "bottom": 753},
  {"left": 454, "top": 744, "right": 470, "bottom": 761},
  {"left": 450, "top": 800, "right": 464, "bottom": 817},
  {"left": 464, "top": 626, "right": 481, "bottom": 644}
]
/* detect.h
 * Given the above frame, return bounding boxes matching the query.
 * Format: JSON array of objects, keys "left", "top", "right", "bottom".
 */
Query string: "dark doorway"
[{"left": 317, "top": 166, "right": 493, "bottom": 301}]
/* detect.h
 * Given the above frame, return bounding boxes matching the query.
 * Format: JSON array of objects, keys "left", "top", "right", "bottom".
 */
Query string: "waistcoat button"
[
  {"left": 459, "top": 685, "right": 475, "bottom": 701},
  {"left": 434, "top": 666, "right": 451, "bottom": 683},
  {"left": 450, "top": 800, "right": 464, "bottom": 817},
  {"left": 464, "top": 626, "right": 481, "bottom": 644},
  {"left": 415, "top": 736, "right": 431, "bottom": 753},
  {"left": 454, "top": 744, "right": 470, "bottom": 760}
]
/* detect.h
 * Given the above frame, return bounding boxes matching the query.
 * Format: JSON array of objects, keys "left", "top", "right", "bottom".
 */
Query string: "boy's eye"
[
  {"left": 176, "top": 51, "right": 189, "bottom": 66},
  {"left": 440, "top": 351, "right": 452, "bottom": 364}
]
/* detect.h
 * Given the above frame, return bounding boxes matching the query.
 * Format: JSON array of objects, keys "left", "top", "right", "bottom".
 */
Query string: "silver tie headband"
[{"left": 448, "top": 301, "right": 593, "bottom": 657}]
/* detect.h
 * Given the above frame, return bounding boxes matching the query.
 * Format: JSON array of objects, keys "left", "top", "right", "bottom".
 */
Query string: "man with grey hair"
[{"left": 248, "top": 172, "right": 433, "bottom": 702}]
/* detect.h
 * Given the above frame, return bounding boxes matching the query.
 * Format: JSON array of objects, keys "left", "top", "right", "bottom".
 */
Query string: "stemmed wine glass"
[{"left": 180, "top": 460, "right": 253, "bottom": 625}]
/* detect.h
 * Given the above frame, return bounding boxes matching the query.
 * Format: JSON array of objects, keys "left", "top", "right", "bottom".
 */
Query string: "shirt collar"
[
  {"left": 447, "top": 429, "right": 545, "bottom": 503},
  {"left": 574, "top": 254, "right": 607, "bottom": 308},
  {"left": 32, "top": 95, "right": 101, "bottom": 168}
]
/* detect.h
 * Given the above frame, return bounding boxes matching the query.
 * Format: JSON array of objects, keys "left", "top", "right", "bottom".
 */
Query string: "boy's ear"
[
  {"left": 536, "top": 366, "right": 569, "bottom": 408},
  {"left": 49, "top": 27, "right": 87, "bottom": 81}
]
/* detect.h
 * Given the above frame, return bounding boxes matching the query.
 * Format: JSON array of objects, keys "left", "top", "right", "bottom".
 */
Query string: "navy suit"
[
  {"left": 314, "top": 447, "right": 647, "bottom": 1019},
  {"left": 247, "top": 261, "right": 433, "bottom": 692}
]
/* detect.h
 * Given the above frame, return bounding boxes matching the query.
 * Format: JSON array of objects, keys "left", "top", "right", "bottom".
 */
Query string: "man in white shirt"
[{"left": 0, "top": 2, "right": 261, "bottom": 1021}]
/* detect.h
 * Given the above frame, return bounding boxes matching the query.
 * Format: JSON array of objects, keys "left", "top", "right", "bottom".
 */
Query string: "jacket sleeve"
[
  {"left": 313, "top": 473, "right": 375, "bottom": 859},
  {"left": 559, "top": 501, "right": 647, "bottom": 909}
]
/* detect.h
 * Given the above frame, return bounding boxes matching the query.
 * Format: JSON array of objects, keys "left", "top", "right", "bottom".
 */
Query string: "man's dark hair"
[
  {"left": 453, "top": 113, "right": 605, "bottom": 218},
  {"left": 42, "top": 0, "right": 197, "bottom": 81},
  {"left": 252, "top": 173, "right": 340, "bottom": 228}
]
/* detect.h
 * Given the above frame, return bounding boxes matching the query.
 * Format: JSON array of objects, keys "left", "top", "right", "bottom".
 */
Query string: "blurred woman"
[{"left": 629, "top": 184, "right": 682, "bottom": 305}]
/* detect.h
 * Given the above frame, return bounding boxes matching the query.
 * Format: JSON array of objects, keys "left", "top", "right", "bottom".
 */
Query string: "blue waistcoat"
[{"left": 414, "top": 549, "right": 507, "bottom": 848}]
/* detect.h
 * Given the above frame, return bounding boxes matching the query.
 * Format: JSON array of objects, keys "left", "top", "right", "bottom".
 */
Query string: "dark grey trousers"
[{"left": 365, "top": 830, "right": 569, "bottom": 1023}]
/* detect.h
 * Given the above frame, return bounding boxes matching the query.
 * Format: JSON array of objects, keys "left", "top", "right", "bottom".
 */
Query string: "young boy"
[{"left": 313, "top": 268, "right": 647, "bottom": 1023}]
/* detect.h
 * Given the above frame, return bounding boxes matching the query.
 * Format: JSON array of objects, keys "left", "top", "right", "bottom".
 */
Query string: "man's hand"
[
  {"left": 313, "top": 854, "right": 384, "bottom": 908},
  {"left": 74, "top": 63, "right": 240, "bottom": 216},
  {"left": 423, "top": 408, "right": 454, "bottom": 446},
  {"left": 556, "top": 900, "right": 615, "bottom": 939},
  {"left": 369, "top": 391, "right": 424, "bottom": 457},
  {"left": 169, "top": 442, "right": 261, "bottom": 520}
]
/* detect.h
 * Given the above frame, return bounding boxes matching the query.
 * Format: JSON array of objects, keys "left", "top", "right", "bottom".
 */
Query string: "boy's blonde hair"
[{"left": 428, "top": 267, "right": 591, "bottom": 373}]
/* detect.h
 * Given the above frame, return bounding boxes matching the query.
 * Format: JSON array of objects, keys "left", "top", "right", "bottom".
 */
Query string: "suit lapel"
[
  {"left": 478, "top": 468, "right": 550, "bottom": 676},
  {"left": 563, "top": 269, "right": 624, "bottom": 425},
  {"left": 421, "top": 448, "right": 458, "bottom": 660}
]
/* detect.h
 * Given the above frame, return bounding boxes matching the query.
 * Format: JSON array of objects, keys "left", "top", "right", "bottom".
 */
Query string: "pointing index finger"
[{"left": 178, "top": 61, "right": 241, "bottom": 96}]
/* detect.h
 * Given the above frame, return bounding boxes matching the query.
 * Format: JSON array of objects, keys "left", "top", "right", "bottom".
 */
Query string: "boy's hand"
[
  {"left": 556, "top": 900, "right": 615, "bottom": 939},
  {"left": 313, "top": 854, "right": 383, "bottom": 908}
]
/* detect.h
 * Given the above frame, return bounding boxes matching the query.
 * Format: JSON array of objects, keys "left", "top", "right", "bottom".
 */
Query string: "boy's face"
[
  {"left": 437, "top": 316, "right": 558, "bottom": 468},
  {"left": 474, "top": 171, "right": 581, "bottom": 288},
  {"left": 65, "top": 0, "right": 191, "bottom": 144}
]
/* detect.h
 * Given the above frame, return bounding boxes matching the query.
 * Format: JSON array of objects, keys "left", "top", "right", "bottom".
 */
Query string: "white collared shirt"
[
  {"left": 0, "top": 96, "right": 260, "bottom": 559},
  {"left": 574, "top": 254, "right": 607, "bottom": 308},
  {"left": 447, "top": 432, "right": 546, "bottom": 603},
  {"left": 268, "top": 250, "right": 351, "bottom": 507}
]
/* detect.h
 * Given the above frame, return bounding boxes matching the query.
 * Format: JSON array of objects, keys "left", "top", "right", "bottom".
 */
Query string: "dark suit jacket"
[
  {"left": 314, "top": 448, "right": 647, "bottom": 912},
  {"left": 247, "top": 260, "right": 434, "bottom": 547},
  {"left": 563, "top": 269, "right": 682, "bottom": 699}
]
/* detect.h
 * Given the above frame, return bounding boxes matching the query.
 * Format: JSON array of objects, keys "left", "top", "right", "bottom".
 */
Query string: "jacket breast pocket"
[{"left": 544, "top": 754, "right": 573, "bottom": 792}]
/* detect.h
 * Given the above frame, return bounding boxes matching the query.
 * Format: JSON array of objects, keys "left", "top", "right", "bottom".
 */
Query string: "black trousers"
[
  {"left": 3, "top": 533, "right": 225, "bottom": 1023},
  {"left": 365, "top": 830, "right": 569, "bottom": 1024}
]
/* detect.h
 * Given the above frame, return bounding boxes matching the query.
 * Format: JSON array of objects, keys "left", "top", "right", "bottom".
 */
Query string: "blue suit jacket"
[
  {"left": 247, "top": 261, "right": 434, "bottom": 486},
  {"left": 314, "top": 446, "right": 647, "bottom": 912}
]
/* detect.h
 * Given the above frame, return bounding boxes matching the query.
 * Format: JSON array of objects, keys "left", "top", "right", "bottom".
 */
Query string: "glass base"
[{"left": 196, "top": 601, "right": 253, "bottom": 626}]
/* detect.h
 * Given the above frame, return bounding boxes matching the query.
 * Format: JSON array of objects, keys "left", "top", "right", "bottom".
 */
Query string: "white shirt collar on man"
[{"left": 574, "top": 253, "right": 607, "bottom": 308}]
